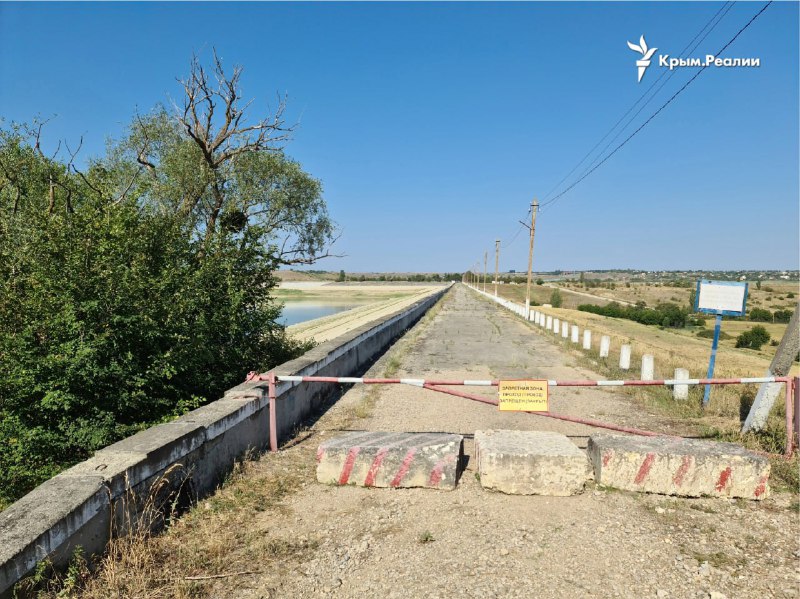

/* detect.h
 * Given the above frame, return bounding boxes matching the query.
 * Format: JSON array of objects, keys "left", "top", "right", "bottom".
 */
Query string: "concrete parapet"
[
  {"left": 673, "top": 368, "right": 690, "bottom": 400},
  {"left": 587, "top": 434, "right": 770, "bottom": 500},
  {"left": 317, "top": 432, "right": 463, "bottom": 489},
  {"left": 475, "top": 430, "right": 592, "bottom": 496},
  {"left": 0, "top": 286, "right": 449, "bottom": 597}
]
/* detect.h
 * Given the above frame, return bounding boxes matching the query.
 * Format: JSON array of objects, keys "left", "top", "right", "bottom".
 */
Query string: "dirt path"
[{"left": 203, "top": 286, "right": 797, "bottom": 599}]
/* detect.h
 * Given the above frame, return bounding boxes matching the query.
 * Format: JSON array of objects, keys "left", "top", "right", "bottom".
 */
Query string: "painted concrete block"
[
  {"left": 619, "top": 344, "right": 631, "bottom": 370},
  {"left": 600, "top": 335, "right": 611, "bottom": 358},
  {"left": 571, "top": 325, "right": 579, "bottom": 343},
  {"left": 583, "top": 330, "right": 592, "bottom": 350},
  {"left": 474, "top": 430, "right": 592, "bottom": 496},
  {"left": 587, "top": 434, "right": 770, "bottom": 500},
  {"left": 641, "top": 354, "right": 655, "bottom": 381},
  {"left": 673, "top": 368, "right": 690, "bottom": 400},
  {"left": 317, "top": 432, "right": 463, "bottom": 490}
]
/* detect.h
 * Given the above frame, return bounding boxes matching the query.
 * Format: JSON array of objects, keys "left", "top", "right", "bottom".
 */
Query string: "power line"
[
  {"left": 540, "top": 2, "right": 735, "bottom": 204},
  {"left": 539, "top": 1, "right": 771, "bottom": 211},
  {"left": 564, "top": 1, "right": 736, "bottom": 192}
]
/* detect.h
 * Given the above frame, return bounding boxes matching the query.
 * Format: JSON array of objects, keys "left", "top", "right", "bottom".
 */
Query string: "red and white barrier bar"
[
  {"left": 248, "top": 371, "right": 797, "bottom": 457},
  {"left": 266, "top": 374, "right": 788, "bottom": 387}
]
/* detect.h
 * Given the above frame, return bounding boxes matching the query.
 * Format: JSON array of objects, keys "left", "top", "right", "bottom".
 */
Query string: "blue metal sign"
[
  {"left": 694, "top": 279, "right": 748, "bottom": 407},
  {"left": 694, "top": 279, "right": 748, "bottom": 317}
]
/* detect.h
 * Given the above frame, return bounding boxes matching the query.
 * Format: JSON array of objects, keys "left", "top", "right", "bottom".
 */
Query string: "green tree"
[
  {"left": 735, "top": 326, "right": 771, "bottom": 350},
  {"left": 748, "top": 308, "right": 773, "bottom": 322},
  {"left": 338, "top": 269, "right": 346, "bottom": 282},
  {"left": 549, "top": 289, "right": 563, "bottom": 308},
  {"left": 0, "top": 52, "right": 332, "bottom": 504}
]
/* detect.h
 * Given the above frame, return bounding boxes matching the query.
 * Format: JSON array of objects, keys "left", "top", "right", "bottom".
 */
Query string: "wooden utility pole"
[
  {"left": 483, "top": 251, "right": 488, "bottom": 292},
  {"left": 494, "top": 239, "right": 500, "bottom": 297},
  {"left": 524, "top": 199, "right": 539, "bottom": 319}
]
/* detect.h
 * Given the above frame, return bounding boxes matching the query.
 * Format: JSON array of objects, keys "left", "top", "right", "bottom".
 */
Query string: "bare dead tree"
[{"left": 172, "top": 49, "right": 293, "bottom": 239}]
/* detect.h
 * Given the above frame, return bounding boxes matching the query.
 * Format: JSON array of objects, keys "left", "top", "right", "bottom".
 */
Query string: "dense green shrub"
[
  {"left": 0, "top": 54, "right": 334, "bottom": 505},
  {"left": 550, "top": 289, "right": 563, "bottom": 308},
  {"left": 773, "top": 310, "right": 793, "bottom": 323},
  {"left": 577, "top": 301, "right": 689, "bottom": 328},
  {"left": 696, "top": 329, "right": 732, "bottom": 340},
  {"left": 735, "top": 326, "right": 771, "bottom": 350},
  {"left": 748, "top": 308, "right": 773, "bottom": 322}
]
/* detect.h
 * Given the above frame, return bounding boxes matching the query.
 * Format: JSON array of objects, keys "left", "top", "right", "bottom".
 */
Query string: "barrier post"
[
  {"left": 641, "top": 355, "right": 654, "bottom": 381},
  {"left": 600, "top": 335, "right": 611, "bottom": 358},
  {"left": 619, "top": 345, "right": 631, "bottom": 370},
  {"left": 582, "top": 329, "right": 592, "bottom": 350},
  {"left": 571, "top": 325, "right": 579, "bottom": 343},
  {"left": 786, "top": 377, "right": 797, "bottom": 457},
  {"left": 673, "top": 368, "right": 689, "bottom": 400},
  {"left": 794, "top": 377, "right": 800, "bottom": 455},
  {"left": 268, "top": 371, "right": 278, "bottom": 452}
]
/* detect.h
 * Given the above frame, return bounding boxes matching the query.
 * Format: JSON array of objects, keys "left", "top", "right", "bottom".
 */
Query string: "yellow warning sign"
[{"left": 498, "top": 380, "right": 549, "bottom": 412}]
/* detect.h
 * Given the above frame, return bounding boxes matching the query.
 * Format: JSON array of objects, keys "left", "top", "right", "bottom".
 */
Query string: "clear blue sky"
[{"left": 1, "top": 2, "right": 797, "bottom": 272}]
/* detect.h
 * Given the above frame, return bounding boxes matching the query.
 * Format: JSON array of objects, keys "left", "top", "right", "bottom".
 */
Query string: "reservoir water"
[{"left": 279, "top": 301, "right": 365, "bottom": 326}]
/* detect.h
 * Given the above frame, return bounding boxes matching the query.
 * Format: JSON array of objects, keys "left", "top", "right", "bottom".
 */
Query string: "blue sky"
[{"left": 1, "top": 2, "right": 797, "bottom": 272}]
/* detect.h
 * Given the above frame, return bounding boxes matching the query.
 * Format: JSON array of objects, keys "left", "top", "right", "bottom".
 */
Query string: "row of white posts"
[{"left": 467, "top": 286, "right": 690, "bottom": 400}]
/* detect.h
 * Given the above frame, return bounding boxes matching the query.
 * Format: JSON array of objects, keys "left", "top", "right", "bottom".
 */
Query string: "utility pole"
[
  {"left": 494, "top": 239, "right": 500, "bottom": 297},
  {"left": 483, "top": 251, "right": 488, "bottom": 293},
  {"left": 524, "top": 199, "right": 539, "bottom": 319}
]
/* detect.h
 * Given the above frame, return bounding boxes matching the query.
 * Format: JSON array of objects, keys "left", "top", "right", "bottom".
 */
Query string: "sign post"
[{"left": 694, "top": 280, "right": 748, "bottom": 407}]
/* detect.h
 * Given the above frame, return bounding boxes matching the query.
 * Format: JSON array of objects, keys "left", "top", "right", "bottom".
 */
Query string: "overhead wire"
[
  {"left": 560, "top": 1, "right": 736, "bottom": 195},
  {"left": 538, "top": 0, "right": 772, "bottom": 212},
  {"left": 540, "top": 1, "right": 735, "bottom": 204}
]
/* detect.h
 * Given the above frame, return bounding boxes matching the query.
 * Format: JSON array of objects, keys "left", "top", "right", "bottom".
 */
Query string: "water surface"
[{"left": 279, "top": 301, "right": 365, "bottom": 326}]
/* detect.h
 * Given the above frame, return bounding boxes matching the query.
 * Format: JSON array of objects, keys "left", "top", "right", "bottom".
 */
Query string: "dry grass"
[{"left": 19, "top": 442, "right": 317, "bottom": 598}]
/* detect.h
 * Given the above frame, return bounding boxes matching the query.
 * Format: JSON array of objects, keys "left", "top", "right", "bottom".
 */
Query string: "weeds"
[{"left": 418, "top": 530, "right": 435, "bottom": 544}]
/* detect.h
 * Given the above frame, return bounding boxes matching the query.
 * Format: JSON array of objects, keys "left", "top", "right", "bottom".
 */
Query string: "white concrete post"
[
  {"left": 561, "top": 321, "right": 569, "bottom": 338},
  {"left": 571, "top": 325, "right": 579, "bottom": 343},
  {"left": 673, "top": 368, "right": 689, "bottom": 401},
  {"left": 553, "top": 318, "right": 560, "bottom": 333},
  {"left": 641, "top": 354, "right": 654, "bottom": 381},
  {"left": 619, "top": 344, "right": 631, "bottom": 370},
  {"left": 600, "top": 335, "right": 611, "bottom": 358},
  {"left": 582, "top": 329, "right": 592, "bottom": 350},
  {"left": 546, "top": 316, "right": 553, "bottom": 330}
]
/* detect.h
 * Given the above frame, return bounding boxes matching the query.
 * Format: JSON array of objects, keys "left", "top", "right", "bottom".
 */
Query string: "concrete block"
[
  {"left": 587, "top": 434, "right": 771, "bottom": 500},
  {"left": 546, "top": 316, "right": 553, "bottom": 330},
  {"left": 474, "top": 430, "right": 592, "bottom": 496},
  {"left": 583, "top": 329, "right": 592, "bottom": 350},
  {"left": 317, "top": 432, "right": 463, "bottom": 490},
  {"left": 561, "top": 321, "right": 569, "bottom": 338},
  {"left": 571, "top": 325, "right": 579, "bottom": 343},
  {"left": 552, "top": 318, "right": 559, "bottom": 333},
  {"left": 641, "top": 354, "right": 654, "bottom": 381},
  {"left": 600, "top": 335, "right": 611, "bottom": 358},
  {"left": 673, "top": 368, "right": 690, "bottom": 400},
  {"left": 619, "top": 344, "right": 631, "bottom": 370}
]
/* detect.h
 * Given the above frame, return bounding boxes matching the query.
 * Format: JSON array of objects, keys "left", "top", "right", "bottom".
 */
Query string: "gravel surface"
[{"left": 212, "top": 285, "right": 799, "bottom": 599}]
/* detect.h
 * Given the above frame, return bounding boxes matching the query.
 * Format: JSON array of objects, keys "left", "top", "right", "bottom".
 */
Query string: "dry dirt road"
[{"left": 208, "top": 285, "right": 798, "bottom": 599}]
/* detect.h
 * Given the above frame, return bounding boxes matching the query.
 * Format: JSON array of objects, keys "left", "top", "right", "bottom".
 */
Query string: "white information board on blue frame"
[{"left": 694, "top": 280, "right": 748, "bottom": 317}]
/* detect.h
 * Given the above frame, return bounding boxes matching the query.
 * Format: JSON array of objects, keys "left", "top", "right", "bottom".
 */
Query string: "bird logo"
[{"left": 628, "top": 35, "right": 658, "bottom": 82}]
